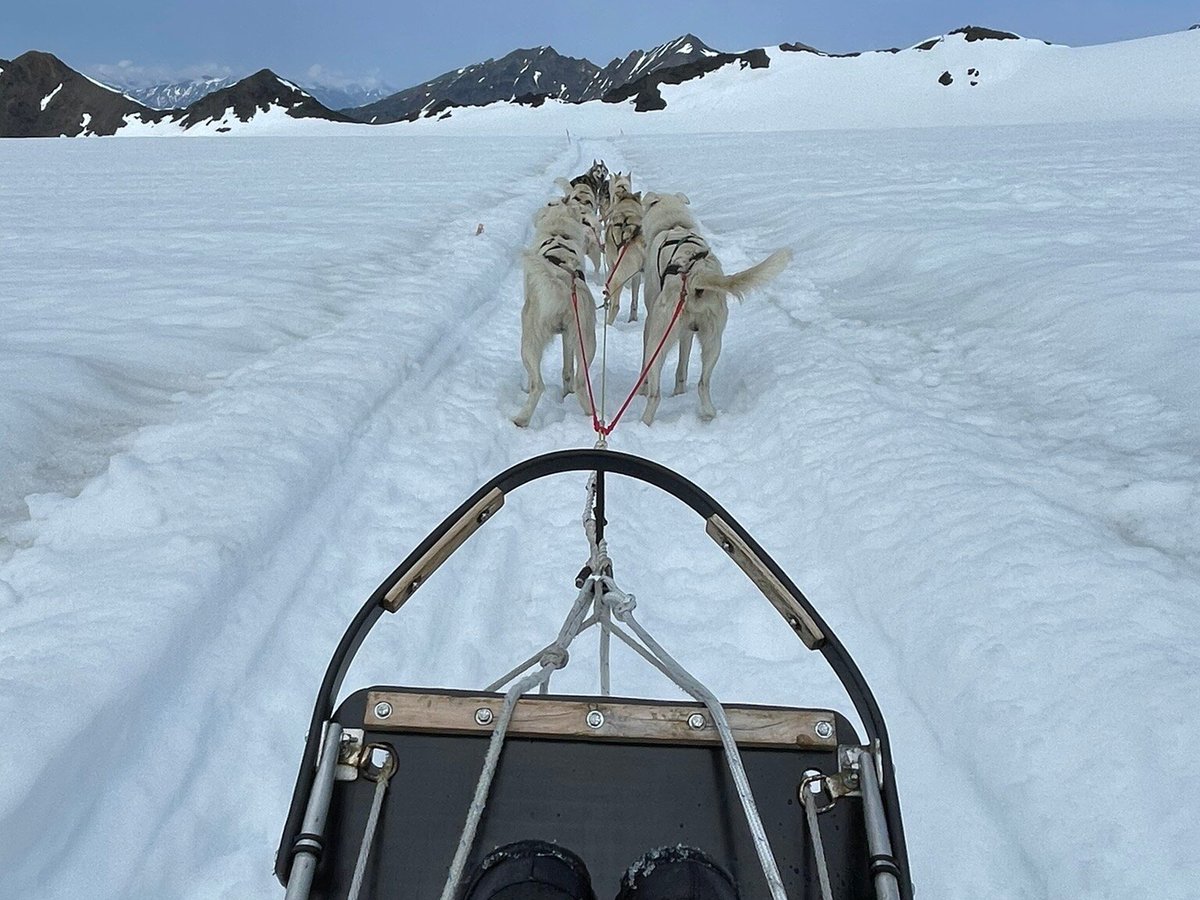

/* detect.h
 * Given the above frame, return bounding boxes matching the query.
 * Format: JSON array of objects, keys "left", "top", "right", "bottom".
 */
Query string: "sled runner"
[{"left": 275, "top": 449, "right": 913, "bottom": 900}]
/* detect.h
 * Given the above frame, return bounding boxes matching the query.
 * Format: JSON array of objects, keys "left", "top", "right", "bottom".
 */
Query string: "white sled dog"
[
  {"left": 602, "top": 174, "right": 645, "bottom": 324},
  {"left": 638, "top": 192, "right": 697, "bottom": 319},
  {"left": 551, "top": 180, "right": 603, "bottom": 272},
  {"left": 640, "top": 229, "right": 791, "bottom": 425},
  {"left": 513, "top": 204, "right": 597, "bottom": 428}
]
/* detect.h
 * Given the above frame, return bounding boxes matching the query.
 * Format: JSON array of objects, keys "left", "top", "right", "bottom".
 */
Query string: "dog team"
[{"left": 514, "top": 159, "right": 791, "bottom": 429}]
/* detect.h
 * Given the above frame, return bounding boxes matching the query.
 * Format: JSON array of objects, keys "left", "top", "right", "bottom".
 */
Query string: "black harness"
[
  {"left": 610, "top": 219, "right": 642, "bottom": 250},
  {"left": 539, "top": 236, "right": 584, "bottom": 281},
  {"left": 656, "top": 233, "right": 709, "bottom": 281}
]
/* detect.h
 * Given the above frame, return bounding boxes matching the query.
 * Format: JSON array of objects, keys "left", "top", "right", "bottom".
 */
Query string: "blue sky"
[{"left": 5, "top": 1, "right": 1196, "bottom": 90}]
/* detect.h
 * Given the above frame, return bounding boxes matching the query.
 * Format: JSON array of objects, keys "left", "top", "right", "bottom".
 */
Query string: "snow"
[
  {"left": 40, "top": 82, "right": 63, "bottom": 110},
  {"left": 275, "top": 76, "right": 311, "bottom": 98},
  {"left": 390, "top": 30, "right": 1200, "bottom": 135},
  {"left": 79, "top": 112, "right": 92, "bottom": 134},
  {"left": 1, "top": 30, "right": 1199, "bottom": 900}
]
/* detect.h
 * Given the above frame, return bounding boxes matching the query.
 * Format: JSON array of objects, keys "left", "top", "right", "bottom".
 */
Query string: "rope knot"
[
  {"left": 603, "top": 589, "right": 636, "bottom": 618},
  {"left": 539, "top": 646, "right": 569, "bottom": 669}
]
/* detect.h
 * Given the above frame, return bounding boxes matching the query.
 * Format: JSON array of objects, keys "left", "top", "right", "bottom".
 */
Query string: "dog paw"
[
  {"left": 512, "top": 414, "right": 531, "bottom": 428},
  {"left": 699, "top": 408, "right": 716, "bottom": 422}
]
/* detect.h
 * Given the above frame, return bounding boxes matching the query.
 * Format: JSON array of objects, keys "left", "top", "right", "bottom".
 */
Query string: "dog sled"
[{"left": 275, "top": 449, "right": 913, "bottom": 899}]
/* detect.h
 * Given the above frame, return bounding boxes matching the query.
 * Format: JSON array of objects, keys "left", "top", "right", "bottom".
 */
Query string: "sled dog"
[
  {"left": 544, "top": 191, "right": 602, "bottom": 274},
  {"left": 603, "top": 178, "right": 645, "bottom": 323},
  {"left": 513, "top": 205, "right": 597, "bottom": 428},
  {"left": 570, "top": 159, "right": 609, "bottom": 212},
  {"left": 638, "top": 192, "right": 697, "bottom": 318},
  {"left": 640, "top": 229, "right": 791, "bottom": 425}
]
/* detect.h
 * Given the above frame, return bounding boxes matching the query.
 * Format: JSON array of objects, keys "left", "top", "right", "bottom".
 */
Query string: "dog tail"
[
  {"left": 693, "top": 248, "right": 792, "bottom": 300},
  {"left": 554, "top": 177, "right": 572, "bottom": 197}
]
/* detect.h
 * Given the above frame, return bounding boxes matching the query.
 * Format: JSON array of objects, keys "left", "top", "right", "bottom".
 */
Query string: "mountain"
[
  {"left": 118, "top": 75, "right": 394, "bottom": 113},
  {"left": 306, "top": 81, "right": 395, "bottom": 112},
  {"left": 124, "top": 76, "right": 240, "bottom": 109},
  {"left": 579, "top": 33, "right": 730, "bottom": 100},
  {"left": 349, "top": 45, "right": 598, "bottom": 123},
  {"left": 345, "top": 34, "right": 762, "bottom": 122},
  {"left": 0, "top": 56, "right": 355, "bottom": 136},
  {"left": 169, "top": 69, "right": 356, "bottom": 130},
  {"left": 0, "top": 50, "right": 163, "bottom": 136},
  {"left": 399, "top": 26, "right": 1199, "bottom": 133}
]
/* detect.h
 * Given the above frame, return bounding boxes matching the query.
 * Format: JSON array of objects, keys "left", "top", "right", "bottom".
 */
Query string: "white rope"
[
  {"left": 801, "top": 780, "right": 834, "bottom": 900},
  {"left": 346, "top": 753, "right": 395, "bottom": 900},
  {"left": 484, "top": 613, "right": 601, "bottom": 693},
  {"left": 597, "top": 577, "right": 790, "bottom": 900},
  {"left": 439, "top": 585, "right": 595, "bottom": 900}
]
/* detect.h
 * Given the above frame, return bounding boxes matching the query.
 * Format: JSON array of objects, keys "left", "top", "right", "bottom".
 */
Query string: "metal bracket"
[
  {"left": 827, "top": 740, "right": 884, "bottom": 799},
  {"left": 334, "top": 728, "right": 365, "bottom": 781}
]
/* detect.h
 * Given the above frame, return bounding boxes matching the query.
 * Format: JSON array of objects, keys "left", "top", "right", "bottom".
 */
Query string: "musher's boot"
[
  {"left": 616, "top": 846, "right": 738, "bottom": 900},
  {"left": 464, "top": 839, "right": 596, "bottom": 900}
]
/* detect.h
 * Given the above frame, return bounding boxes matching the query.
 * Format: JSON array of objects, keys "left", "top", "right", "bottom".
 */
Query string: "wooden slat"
[
  {"left": 363, "top": 691, "right": 838, "bottom": 750},
  {"left": 382, "top": 488, "right": 504, "bottom": 611},
  {"left": 705, "top": 514, "right": 824, "bottom": 649}
]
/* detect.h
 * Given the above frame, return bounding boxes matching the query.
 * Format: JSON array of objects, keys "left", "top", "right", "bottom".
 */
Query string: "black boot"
[
  {"left": 616, "top": 846, "right": 738, "bottom": 900},
  {"left": 463, "top": 839, "right": 597, "bottom": 900}
]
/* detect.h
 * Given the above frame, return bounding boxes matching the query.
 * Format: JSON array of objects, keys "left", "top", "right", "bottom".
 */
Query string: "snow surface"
[{"left": 1, "top": 62, "right": 1199, "bottom": 900}]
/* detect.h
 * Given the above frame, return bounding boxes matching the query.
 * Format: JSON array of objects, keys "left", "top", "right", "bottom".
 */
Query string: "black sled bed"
[{"left": 275, "top": 450, "right": 913, "bottom": 900}]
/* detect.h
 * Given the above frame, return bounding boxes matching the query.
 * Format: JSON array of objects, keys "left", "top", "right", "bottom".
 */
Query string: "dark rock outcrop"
[
  {"left": 600, "top": 48, "right": 770, "bottom": 112},
  {"left": 0, "top": 50, "right": 162, "bottom": 136},
  {"left": 951, "top": 26, "right": 1020, "bottom": 42},
  {"left": 349, "top": 46, "right": 597, "bottom": 123}
]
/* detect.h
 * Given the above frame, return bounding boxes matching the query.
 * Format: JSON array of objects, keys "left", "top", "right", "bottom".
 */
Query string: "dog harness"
[
  {"left": 539, "top": 236, "right": 584, "bottom": 282},
  {"left": 656, "top": 233, "right": 709, "bottom": 281}
]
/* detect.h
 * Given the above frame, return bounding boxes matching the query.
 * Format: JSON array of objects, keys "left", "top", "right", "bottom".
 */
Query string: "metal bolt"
[
  {"left": 477, "top": 509, "right": 491, "bottom": 524},
  {"left": 815, "top": 720, "right": 834, "bottom": 739},
  {"left": 721, "top": 540, "right": 734, "bottom": 554},
  {"left": 586, "top": 710, "right": 605, "bottom": 729},
  {"left": 687, "top": 713, "right": 706, "bottom": 730},
  {"left": 373, "top": 701, "right": 393, "bottom": 719},
  {"left": 474, "top": 707, "right": 494, "bottom": 726}
]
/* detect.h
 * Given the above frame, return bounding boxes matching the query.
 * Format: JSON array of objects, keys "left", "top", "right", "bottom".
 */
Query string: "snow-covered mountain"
[
  {"left": 305, "top": 80, "right": 396, "bottom": 112},
  {"left": 167, "top": 69, "right": 355, "bottom": 130},
  {"left": 116, "top": 75, "right": 394, "bottom": 113},
  {"left": 0, "top": 55, "right": 355, "bottom": 136},
  {"left": 345, "top": 33, "right": 756, "bottom": 122},
  {"left": 347, "top": 45, "right": 599, "bottom": 123},
  {"left": 122, "top": 76, "right": 239, "bottom": 109},
  {"left": 397, "top": 27, "right": 1200, "bottom": 132},
  {"left": 3, "top": 25, "right": 1199, "bottom": 136}
]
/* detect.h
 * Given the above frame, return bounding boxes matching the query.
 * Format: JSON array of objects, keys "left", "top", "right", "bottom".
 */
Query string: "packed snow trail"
[{"left": 1, "top": 126, "right": 1197, "bottom": 900}]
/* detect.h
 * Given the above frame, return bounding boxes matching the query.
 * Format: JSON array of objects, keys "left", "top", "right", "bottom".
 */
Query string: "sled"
[{"left": 275, "top": 449, "right": 913, "bottom": 899}]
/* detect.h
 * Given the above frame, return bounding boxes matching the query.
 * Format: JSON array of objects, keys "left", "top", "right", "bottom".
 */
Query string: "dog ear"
[
  {"left": 633, "top": 191, "right": 642, "bottom": 200},
  {"left": 676, "top": 192, "right": 691, "bottom": 205}
]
